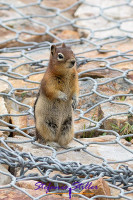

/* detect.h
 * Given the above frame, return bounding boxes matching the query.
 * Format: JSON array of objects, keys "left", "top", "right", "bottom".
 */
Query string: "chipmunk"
[{"left": 34, "top": 43, "right": 79, "bottom": 147}]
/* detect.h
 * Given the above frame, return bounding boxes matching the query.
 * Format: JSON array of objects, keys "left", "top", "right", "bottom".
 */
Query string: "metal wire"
[{"left": 0, "top": 0, "right": 133, "bottom": 199}]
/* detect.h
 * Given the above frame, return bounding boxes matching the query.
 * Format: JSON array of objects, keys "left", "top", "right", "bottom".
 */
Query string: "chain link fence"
[{"left": 0, "top": 0, "right": 133, "bottom": 199}]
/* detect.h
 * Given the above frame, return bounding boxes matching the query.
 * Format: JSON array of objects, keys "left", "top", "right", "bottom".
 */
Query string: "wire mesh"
[{"left": 0, "top": 0, "right": 133, "bottom": 199}]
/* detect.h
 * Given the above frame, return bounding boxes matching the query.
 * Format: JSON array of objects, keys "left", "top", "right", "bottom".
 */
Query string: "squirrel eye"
[{"left": 58, "top": 53, "right": 64, "bottom": 60}]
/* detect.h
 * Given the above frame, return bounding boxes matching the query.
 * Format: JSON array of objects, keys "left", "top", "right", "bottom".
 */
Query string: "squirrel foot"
[
  {"left": 46, "top": 141, "right": 61, "bottom": 150},
  {"left": 46, "top": 142, "right": 73, "bottom": 150}
]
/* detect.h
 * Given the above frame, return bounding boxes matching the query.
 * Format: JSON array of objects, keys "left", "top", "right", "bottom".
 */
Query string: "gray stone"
[
  {"left": 74, "top": 0, "right": 133, "bottom": 38},
  {"left": 104, "top": 5, "right": 133, "bottom": 20},
  {"left": 0, "top": 97, "right": 9, "bottom": 126},
  {"left": 8, "top": 135, "right": 133, "bottom": 170},
  {"left": 0, "top": 164, "right": 11, "bottom": 185},
  {"left": 0, "top": 126, "right": 10, "bottom": 137},
  {"left": 0, "top": 76, "right": 9, "bottom": 93},
  {"left": 99, "top": 100, "right": 133, "bottom": 134}
]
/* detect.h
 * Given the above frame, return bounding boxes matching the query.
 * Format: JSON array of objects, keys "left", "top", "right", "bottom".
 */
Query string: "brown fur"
[{"left": 34, "top": 43, "right": 79, "bottom": 147}]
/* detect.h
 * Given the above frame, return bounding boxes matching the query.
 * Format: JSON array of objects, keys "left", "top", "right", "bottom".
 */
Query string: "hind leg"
[
  {"left": 58, "top": 116, "right": 74, "bottom": 147},
  {"left": 35, "top": 118, "right": 58, "bottom": 144}
]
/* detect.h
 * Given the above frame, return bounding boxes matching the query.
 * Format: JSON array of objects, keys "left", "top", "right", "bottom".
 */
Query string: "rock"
[
  {"left": 44, "top": 0, "right": 78, "bottom": 10},
  {"left": 75, "top": 39, "right": 133, "bottom": 78},
  {"left": 74, "top": 13, "right": 122, "bottom": 38},
  {"left": 54, "top": 30, "right": 80, "bottom": 43},
  {"left": 0, "top": 126, "right": 10, "bottom": 138},
  {"left": 111, "top": 62, "right": 133, "bottom": 82},
  {"left": 110, "top": 187, "right": 133, "bottom": 200},
  {"left": 78, "top": 61, "right": 109, "bottom": 79},
  {"left": 10, "top": 109, "right": 35, "bottom": 135},
  {"left": 28, "top": 73, "right": 44, "bottom": 83},
  {"left": 99, "top": 103, "right": 127, "bottom": 132},
  {"left": 87, "top": 140, "right": 133, "bottom": 169},
  {"left": 0, "top": 188, "right": 79, "bottom": 199},
  {"left": 3, "top": 95, "right": 20, "bottom": 116},
  {"left": 8, "top": 135, "right": 133, "bottom": 170},
  {"left": 75, "top": 0, "right": 125, "bottom": 8},
  {"left": 22, "top": 97, "right": 36, "bottom": 108},
  {"left": 0, "top": 0, "right": 79, "bottom": 48},
  {"left": 74, "top": 0, "right": 133, "bottom": 38},
  {"left": 74, "top": 76, "right": 132, "bottom": 134},
  {"left": 26, "top": 115, "right": 35, "bottom": 136},
  {"left": 12, "top": 64, "right": 32, "bottom": 76},
  {"left": 80, "top": 177, "right": 111, "bottom": 199},
  {"left": 9, "top": 79, "right": 38, "bottom": 93},
  {"left": 0, "top": 26, "right": 53, "bottom": 49},
  {"left": 0, "top": 76, "right": 9, "bottom": 93},
  {"left": 77, "top": 59, "right": 132, "bottom": 80},
  {"left": 0, "top": 1, "right": 54, "bottom": 48},
  {"left": 16, "top": 180, "right": 40, "bottom": 190},
  {"left": 9, "top": 49, "right": 49, "bottom": 74},
  {"left": 5, "top": 136, "right": 133, "bottom": 198},
  {"left": 99, "top": 100, "right": 133, "bottom": 134},
  {"left": 97, "top": 78, "right": 131, "bottom": 97},
  {"left": 0, "top": 97, "right": 9, "bottom": 126},
  {"left": 8, "top": 135, "right": 103, "bottom": 169},
  {"left": 9, "top": 73, "right": 43, "bottom": 92},
  {"left": 44, "top": 0, "right": 79, "bottom": 19},
  {"left": 73, "top": 79, "right": 102, "bottom": 134},
  {"left": 116, "top": 38, "right": 133, "bottom": 52},
  {"left": 104, "top": 5, "right": 133, "bottom": 20},
  {"left": 0, "top": 132, "right": 3, "bottom": 137},
  {"left": 74, "top": 79, "right": 103, "bottom": 134},
  {"left": 0, "top": 164, "right": 11, "bottom": 185},
  {"left": 63, "top": 136, "right": 133, "bottom": 169},
  {"left": 8, "top": 135, "right": 52, "bottom": 156},
  {"left": 10, "top": 109, "right": 27, "bottom": 135},
  {"left": 8, "top": 72, "right": 43, "bottom": 98},
  {"left": 75, "top": 4, "right": 100, "bottom": 18},
  {"left": 78, "top": 79, "right": 103, "bottom": 108},
  {"left": 74, "top": 107, "right": 100, "bottom": 134}
]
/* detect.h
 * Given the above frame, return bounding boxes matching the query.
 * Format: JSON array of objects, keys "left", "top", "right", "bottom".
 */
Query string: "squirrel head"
[{"left": 50, "top": 43, "right": 76, "bottom": 70}]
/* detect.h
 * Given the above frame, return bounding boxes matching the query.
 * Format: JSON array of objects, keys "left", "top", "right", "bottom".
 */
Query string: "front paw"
[
  {"left": 58, "top": 91, "right": 67, "bottom": 101},
  {"left": 72, "top": 96, "right": 78, "bottom": 109}
]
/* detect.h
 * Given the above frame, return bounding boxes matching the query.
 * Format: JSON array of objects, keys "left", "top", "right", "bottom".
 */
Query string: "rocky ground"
[{"left": 0, "top": 0, "right": 133, "bottom": 199}]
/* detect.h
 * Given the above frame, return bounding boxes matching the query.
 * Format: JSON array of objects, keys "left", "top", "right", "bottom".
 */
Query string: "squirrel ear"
[
  {"left": 51, "top": 45, "right": 56, "bottom": 55},
  {"left": 62, "top": 43, "right": 66, "bottom": 48}
]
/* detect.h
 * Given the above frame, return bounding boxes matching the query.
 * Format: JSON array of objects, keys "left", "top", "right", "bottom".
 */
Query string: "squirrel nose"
[{"left": 71, "top": 60, "right": 75, "bottom": 66}]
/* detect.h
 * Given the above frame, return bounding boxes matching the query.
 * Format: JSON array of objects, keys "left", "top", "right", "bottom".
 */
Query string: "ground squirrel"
[{"left": 34, "top": 43, "right": 79, "bottom": 147}]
